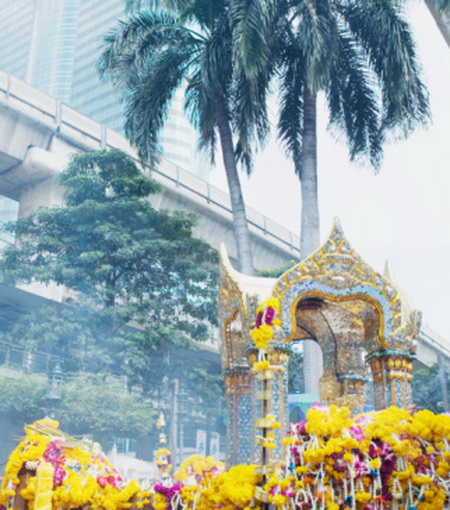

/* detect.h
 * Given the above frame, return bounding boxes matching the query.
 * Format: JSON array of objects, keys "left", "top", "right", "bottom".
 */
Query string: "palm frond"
[
  {"left": 122, "top": 42, "right": 196, "bottom": 165},
  {"left": 181, "top": 0, "right": 228, "bottom": 30},
  {"left": 231, "top": 71, "right": 271, "bottom": 174},
  {"left": 99, "top": 11, "right": 202, "bottom": 82},
  {"left": 341, "top": 0, "right": 430, "bottom": 137},
  {"left": 431, "top": 0, "right": 450, "bottom": 10},
  {"left": 199, "top": 12, "right": 233, "bottom": 94},
  {"left": 184, "top": 69, "right": 218, "bottom": 162},
  {"left": 293, "top": 0, "right": 337, "bottom": 90},
  {"left": 229, "top": 0, "right": 279, "bottom": 77},
  {"left": 277, "top": 54, "right": 305, "bottom": 174},
  {"left": 326, "top": 28, "right": 383, "bottom": 169},
  {"left": 125, "top": 0, "right": 146, "bottom": 13},
  {"left": 234, "top": 141, "right": 253, "bottom": 174},
  {"left": 98, "top": 9, "right": 205, "bottom": 167}
]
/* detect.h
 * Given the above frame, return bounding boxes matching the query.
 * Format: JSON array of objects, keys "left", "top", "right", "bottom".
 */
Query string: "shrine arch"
[
  {"left": 286, "top": 290, "right": 384, "bottom": 410},
  {"left": 218, "top": 220, "right": 421, "bottom": 465},
  {"left": 272, "top": 220, "right": 420, "bottom": 410}
]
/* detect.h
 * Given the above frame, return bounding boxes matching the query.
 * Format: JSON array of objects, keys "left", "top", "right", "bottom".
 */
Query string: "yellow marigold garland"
[
  {"left": 184, "top": 464, "right": 262, "bottom": 510},
  {"left": 261, "top": 405, "right": 450, "bottom": 509},
  {"left": 0, "top": 420, "right": 140, "bottom": 510},
  {"left": 33, "top": 461, "right": 54, "bottom": 510},
  {"left": 251, "top": 296, "right": 283, "bottom": 504},
  {"left": 3, "top": 404, "right": 450, "bottom": 509},
  {"left": 174, "top": 454, "right": 224, "bottom": 483},
  {"left": 154, "top": 447, "right": 172, "bottom": 475}
]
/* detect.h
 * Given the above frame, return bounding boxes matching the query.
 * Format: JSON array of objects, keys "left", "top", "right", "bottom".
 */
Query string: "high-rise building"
[
  {"left": 0, "top": 0, "right": 36, "bottom": 82},
  {"left": 32, "top": 0, "right": 80, "bottom": 102},
  {"left": 0, "top": 0, "right": 80, "bottom": 103},
  {"left": 70, "top": 0, "right": 126, "bottom": 131},
  {"left": 0, "top": 0, "right": 196, "bottom": 171}
]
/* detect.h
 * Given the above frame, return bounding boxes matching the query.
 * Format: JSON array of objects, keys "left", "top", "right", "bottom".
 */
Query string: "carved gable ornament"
[{"left": 274, "top": 219, "right": 420, "bottom": 354}]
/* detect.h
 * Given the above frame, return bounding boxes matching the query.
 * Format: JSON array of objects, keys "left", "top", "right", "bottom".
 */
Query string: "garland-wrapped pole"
[
  {"left": 251, "top": 297, "right": 282, "bottom": 507},
  {"left": 33, "top": 462, "right": 54, "bottom": 510},
  {"left": 155, "top": 412, "right": 173, "bottom": 479}
]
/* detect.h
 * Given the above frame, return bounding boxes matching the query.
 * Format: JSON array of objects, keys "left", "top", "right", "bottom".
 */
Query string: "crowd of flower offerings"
[
  {"left": 1, "top": 407, "right": 450, "bottom": 510},
  {"left": 2, "top": 296, "right": 450, "bottom": 509}
]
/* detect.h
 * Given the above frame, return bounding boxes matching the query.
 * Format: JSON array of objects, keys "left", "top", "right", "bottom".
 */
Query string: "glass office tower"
[
  {"left": 0, "top": 0, "right": 80, "bottom": 103},
  {"left": 31, "top": 0, "right": 80, "bottom": 102},
  {"left": 0, "top": 0, "right": 36, "bottom": 81},
  {"left": 70, "top": 0, "right": 125, "bottom": 131}
]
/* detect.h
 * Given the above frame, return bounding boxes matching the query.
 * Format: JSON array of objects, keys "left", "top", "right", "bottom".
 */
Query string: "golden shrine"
[{"left": 218, "top": 220, "right": 421, "bottom": 465}]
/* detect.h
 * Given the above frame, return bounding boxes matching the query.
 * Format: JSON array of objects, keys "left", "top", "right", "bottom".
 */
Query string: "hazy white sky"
[{"left": 209, "top": 2, "right": 450, "bottom": 342}]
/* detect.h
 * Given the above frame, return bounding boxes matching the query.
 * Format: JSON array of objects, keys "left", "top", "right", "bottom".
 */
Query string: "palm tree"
[
  {"left": 99, "top": 0, "right": 270, "bottom": 276},
  {"left": 231, "top": 0, "right": 430, "bottom": 258},
  {"left": 231, "top": 0, "right": 430, "bottom": 393}
]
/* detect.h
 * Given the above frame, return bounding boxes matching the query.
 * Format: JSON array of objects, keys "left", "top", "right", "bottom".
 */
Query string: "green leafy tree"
[
  {"left": 0, "top": 149, "right": 218, "bottom": 379},
  {"left": 99, "top": 0, "right": 271, "bottom": 276},
  {"left": 258, "top": 260, "right": 296, "bottom": 278},
  {"left": 58, "top": 374, "right": 155, "bottom": 441},
  {"left": 180, "top": 357, "right": 225, "bottom": 418},
  {"left": 0, "top": 375, "right": 48, "bottom": 423},
  {"left": 231, "top": 0, "right": 430, "bottom": 259},
  {"left": 0, "top": 374, "right": 155, "bottom": 446}
]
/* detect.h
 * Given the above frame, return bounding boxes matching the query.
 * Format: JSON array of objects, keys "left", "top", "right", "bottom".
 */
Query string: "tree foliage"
[
  {"left": 230, "top": 0, "right": 431, "bottom": 267},
  {"left": 0, "top": 373, "right": 155, "bottom": 442},
  {"left": 0, "top": 375, "right": 48, "bottom": 423},
  {"left": 258, "top": 260, "right": 296, "bottom": 278},
  {"left": 100, "top": 1, "right": 267, "bottom": 170},
  {"left": 0, "top": 149, "right": 218, "bottom": 366},
  {"left": 427, "top": 0, "right": 450, "bottom": 11},
  {"left": 58, "top": 374, "right": 155, "bottom": 439},
  {"left": 0, "top": 149, "right": 221, "bottom": 443},
  {"left": 232, "top": 0, "right": 430, "bottom": 170}
]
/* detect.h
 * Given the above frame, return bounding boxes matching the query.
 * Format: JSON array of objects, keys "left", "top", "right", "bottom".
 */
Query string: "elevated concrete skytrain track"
[
  {"left": 0, "top": 70, "right": 299, "bottom": 271},
  {"left": 0, "top": 69, "right": 448, "bottom": 369}
]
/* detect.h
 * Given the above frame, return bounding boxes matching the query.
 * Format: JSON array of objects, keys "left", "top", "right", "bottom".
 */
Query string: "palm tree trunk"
[
  {"left": 299, "top": 87, "right": 320, "bottom": 259},
  {"left": 424, "top": 0, "right": 450, "bottom": 47},
  {"left": 299, "top": 86, "right": 323, "bottom": 395},
  {"left": 217, "top": 96, "right": 255, "bottom": 276}
]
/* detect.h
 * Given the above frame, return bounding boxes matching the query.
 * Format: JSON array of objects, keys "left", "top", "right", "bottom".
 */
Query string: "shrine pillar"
[
  {"left": 248, "top": 344, "right": 291, "bottom": 463},
  {"left": 367, "top": 350, "right": 414, "bottom": 409},
  {"left": 224, "top": 366, "right": 254, "bottom": 466}
]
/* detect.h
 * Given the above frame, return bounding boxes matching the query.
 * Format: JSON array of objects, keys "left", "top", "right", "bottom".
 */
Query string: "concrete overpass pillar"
[
  {"left": 9, "top": 147, "right": 70, "bottom": 304},
  {"left": 16, "top": 147, "right": 68, "bottom": 217}
]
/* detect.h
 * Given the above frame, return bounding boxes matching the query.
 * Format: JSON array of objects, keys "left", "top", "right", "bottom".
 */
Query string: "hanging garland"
[
  {"left": 250, "top": 296, "right": 283, "bottom": 504},
  {"left": 154, "top": 448, "right": 172, "bottom": 476},
  {"left": 0, "top": 419, "right": 140, "bottom": 510},
  {"left": 154, "top": 412, "right": 172, "bottom": 478},
  {"left": 263, "top": 405, "right": 450, "bottom": 509}
]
